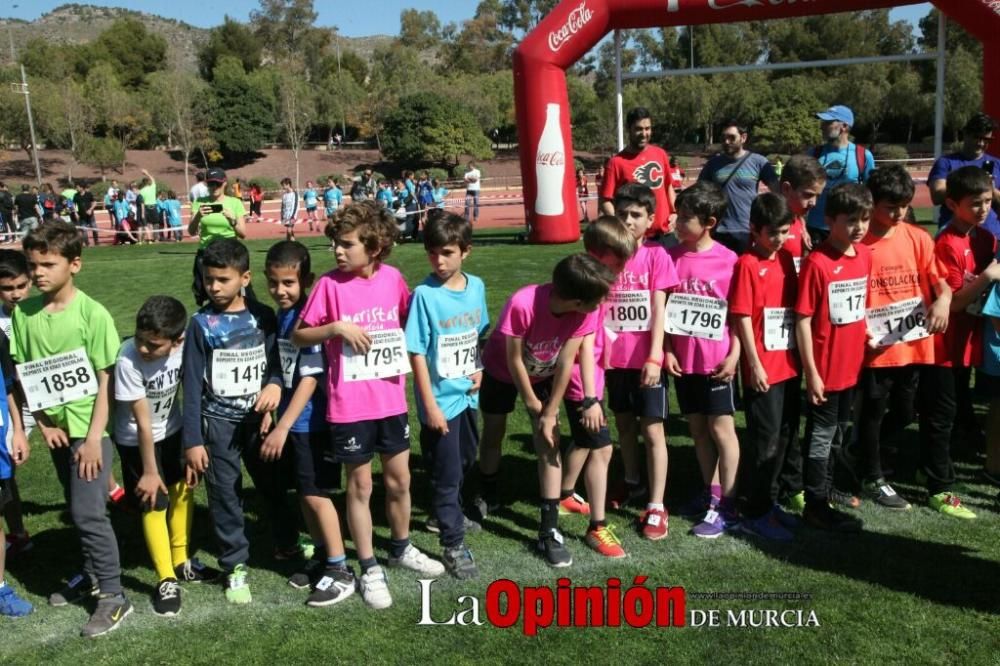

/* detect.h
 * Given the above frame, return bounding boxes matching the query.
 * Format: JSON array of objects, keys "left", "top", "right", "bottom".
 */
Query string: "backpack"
[{"left": 812, "top": 143, "right": 869, "bottom": 183}]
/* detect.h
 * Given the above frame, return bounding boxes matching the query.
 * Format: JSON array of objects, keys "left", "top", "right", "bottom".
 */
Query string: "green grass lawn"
[{"left": 3, "top": 227, "right": 999, "bottom": 664}]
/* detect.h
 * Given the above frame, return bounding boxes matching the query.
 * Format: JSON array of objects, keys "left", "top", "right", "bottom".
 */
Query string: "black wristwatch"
[{"left": 580, "top": 396, "right": 600, "bottom": 410}]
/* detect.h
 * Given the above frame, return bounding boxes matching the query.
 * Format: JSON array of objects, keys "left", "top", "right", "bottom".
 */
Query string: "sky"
[{"left": 7, "top": 1, "right": 934, "bottom": 38}]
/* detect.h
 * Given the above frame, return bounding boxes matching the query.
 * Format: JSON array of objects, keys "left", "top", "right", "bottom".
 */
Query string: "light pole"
[{"left": 6, "top": 4, "right": 41, "bottom": 186}]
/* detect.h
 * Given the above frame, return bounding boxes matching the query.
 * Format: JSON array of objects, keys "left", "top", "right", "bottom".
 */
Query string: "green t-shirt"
[
  {"left": 139, "top": 183, "right": 157, "bottom": 207},
  {"left": 11, "top": 290, "right": 120, "bottom": 438},
  {"left": 193, "top": 195, "right": 246, "bottom": 249}
]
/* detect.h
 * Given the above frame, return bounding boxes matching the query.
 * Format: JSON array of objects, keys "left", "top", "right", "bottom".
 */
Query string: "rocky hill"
[{"left": 0, "top": 3, "right": 391, "bottom": 71}]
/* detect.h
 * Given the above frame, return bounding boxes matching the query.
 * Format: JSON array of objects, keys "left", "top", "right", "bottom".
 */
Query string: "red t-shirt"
[
  {"left": 784, "top": 216, "right": 806, "bottom": 274},
  {"left": 934, "top": 225, "right": 997, "bottom": 367},
  {"left": 795, "top": 242, "right": 872, "bottom": 392},
  {"left": 730, "top": 249, "right": 800, "bottom": 385},
  {"left": 601, "top": 144, "right": 674, "bottom": 235}
]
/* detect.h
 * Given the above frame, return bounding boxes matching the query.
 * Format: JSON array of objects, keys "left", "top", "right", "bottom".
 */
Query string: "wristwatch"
[{"left": 580, "top": 396, "right": 600, "bottom": 410}]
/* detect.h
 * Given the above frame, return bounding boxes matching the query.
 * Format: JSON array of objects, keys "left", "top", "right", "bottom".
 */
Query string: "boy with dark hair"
[
  {"left": 795, "top": 183, "right": 873, "bottom": 532},
  {"left": 477, "top": 254, "right": 614, "bottom": 567},
  {"left": 182, "top": 238, "right": 289, "bottom": 605},
  {"left": 406, "top": 212, "right": 490, "bottom": 578},
  {"left": 73, "top": 182, "right": 98, "bottom": 247},
  {"left": 115, "top": 295, "right": 219, "bottom": 617},
  {"left": 779, "top": 154, "right": 827, "bottom": 274},
  {"left": 731, "top": 193, "right": 801, "bottom": 540},
  {"left": 11, "top": 221, "right": 128, "bottom": 636},
  {"left": 263, "top": 240, "right": 355, "bottom": 607},
  {"left": 281, "top": 178, "right": 299, "bottom": 241}
]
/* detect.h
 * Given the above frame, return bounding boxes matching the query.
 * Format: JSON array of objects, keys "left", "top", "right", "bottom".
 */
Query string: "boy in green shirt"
[{"left": 11, "top": 220, "right": 129, "bottom": 637}]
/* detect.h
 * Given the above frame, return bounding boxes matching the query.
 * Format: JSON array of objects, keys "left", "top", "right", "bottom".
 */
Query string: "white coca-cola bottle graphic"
[{"left": 535, "top": 103, "right": 565, "bottom": 216}]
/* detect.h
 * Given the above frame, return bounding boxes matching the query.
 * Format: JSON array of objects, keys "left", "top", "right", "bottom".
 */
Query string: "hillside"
[{"left": 0, "top": 3, "right": 392, "bottom": 72}]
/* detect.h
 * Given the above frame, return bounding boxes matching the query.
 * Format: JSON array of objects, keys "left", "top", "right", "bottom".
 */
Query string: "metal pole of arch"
[
  {"left": 933, "top": 13, "right": 946, "bottom": 222},
  {"left": 12, "top": 64, "right": 42, "bottom": 186},
  {"left": 615, "top": 30, "right": 624, "bottom": 152}
]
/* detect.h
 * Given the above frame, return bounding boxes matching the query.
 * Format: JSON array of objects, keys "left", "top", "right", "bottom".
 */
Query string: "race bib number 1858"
[{"left": 18, "top": 348, "right": 97, "bottom": 412}]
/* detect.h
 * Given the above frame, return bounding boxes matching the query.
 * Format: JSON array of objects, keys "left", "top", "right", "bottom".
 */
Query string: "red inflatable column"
[{"left": 514, "top": 55, "right": 578, "bottom": 244}]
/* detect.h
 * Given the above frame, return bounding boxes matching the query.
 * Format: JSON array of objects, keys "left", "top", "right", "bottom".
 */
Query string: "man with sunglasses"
[{"left": 928, "top": 112, "right": 1000, "bottom": 239}]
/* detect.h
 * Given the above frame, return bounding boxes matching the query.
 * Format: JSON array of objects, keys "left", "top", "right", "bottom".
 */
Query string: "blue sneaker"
[
  {"left": 691, "top": 509, "right": 736, "bottom": 539},
  {"left": 771, "top": 504, "right": 802, "bottom": 529},
  {"left": 675, "top": 490, "right": 717, "bottom": 518},
  {"left": 740, "top": 513, "right": 793, "bottom": 541},
  {"left": 0, "top": 583, "right": 33, "bottom": 617}
]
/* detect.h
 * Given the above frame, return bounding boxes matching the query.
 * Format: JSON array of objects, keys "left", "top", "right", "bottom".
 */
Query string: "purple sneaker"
[
  {"left": 740, "top": 513, "right": 793, "bottom": 541},
  {"left": 691, "top": 509, "right": 736, "bottom": 539}
]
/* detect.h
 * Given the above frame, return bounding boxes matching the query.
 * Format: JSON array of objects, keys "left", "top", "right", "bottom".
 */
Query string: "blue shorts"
[
  {"left": 479, "top": 371, "right": 552, "bottom": 415},
  {"left": 330, "top": 413, "right": 410, "bottom": 464},
  {"left": 563, "top": 399, "right": 612, "bottom": 450},
  {"left": 606, "top": 368, "right": 669, "bottom": 420},
  {"left": 289, "top": 430, "right": 342, "bottom": 495},
  {"left": 675, "top": 374, "right": 735, "bottom": 416}
]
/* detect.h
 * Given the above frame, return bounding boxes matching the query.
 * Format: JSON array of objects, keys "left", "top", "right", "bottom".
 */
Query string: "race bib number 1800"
[
  {"left": 604, "top": 290, "right": 651, "bottom": 332},
  {"left": 211, "top": 346, "right": 267, "bottom": 397},
  {"left": 342, "top": 329, "right": 410, "bottom": 382},
  {"left": 665, "top": 293, "right": 727, "bottom": 341},
  {"left": 18, "top": 348, "right": 97, "bottom": 412},
  {"left": 828, "top": 277, "right": 867, "bottom": 325}
]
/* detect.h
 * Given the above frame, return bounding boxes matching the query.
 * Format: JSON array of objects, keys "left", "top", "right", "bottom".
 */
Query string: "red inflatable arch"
[{"left": 514, "top": 0, "right": 1000, "bottom": 243}]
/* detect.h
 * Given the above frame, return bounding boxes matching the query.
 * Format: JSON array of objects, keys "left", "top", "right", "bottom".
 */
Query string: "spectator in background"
[
  {"left": 14, "top": 184, "right": 40, "bottom": 236},
  {"left": 138, "top": 169, "right": 158, "bottom": 243},
  {"left": 576, "top": 167, "right": 589, "bottom": 222},
  {"left": 463, "top": 161, "right": 481, "bottom": 223},
  {"left": 38, "top": 183, "right": 58, "bottom": 221},
  {"left": 0, "top": 182, "right": 14, "bottom": 242},
  {"left": 669, "top": 156, "right": 686, "bottom": 191},
  {"left": 928, "top": 112, "right": 1000, "bottom": 238},
  {"left": 249, "top": 181, "right": 263, "bottom": 222},
  {"left": 431, "top": 178, "right": 448, "bottom": 210},
  {"left": 73, "top": 182, "right": 98, "bottom": 246},
  {"left": 190, "top": 171, "right": 209, "bottom": 204},
  {"left": 362, "top": 169, "right": 377, "bottom": 198},
  {"left": 416, "top": 170, "right": 434, "bottom": 227}
]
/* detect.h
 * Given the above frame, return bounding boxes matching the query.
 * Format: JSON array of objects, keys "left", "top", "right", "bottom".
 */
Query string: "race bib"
[
  {"left": 211, "top": 345, "right": 267, "bottom": 397},
  {"left": 342, "top": 329, "right": 409, "bottom": 382},
  {"left": 147, "top": 384, "right": 179, "bottom": 426},
  {"left": 604, "top": 290, "right": 651, "bottom": 332},
  {"left": 665, "top": 293, "right": 727, "bottom": 341},
  {"left": 523, "top": 347, "right": 558, "bottom": 378},
  {"left": 763, "top": 307, "right": 797, "bottom": 351},
  {"left": 828, "top": 277, "right": 867, "bottom": 325},
  {"left": 866, "top": 297, "right": 930, "bottom": 347},
  {"left": 435, "top": 329, "right": 481, "bottom": 379},
  {"left": 18, "top": 348, "right": 97, "bottom": 412},
  {"left": 278, "top": 340, "right": 298, "bottom": 388}
]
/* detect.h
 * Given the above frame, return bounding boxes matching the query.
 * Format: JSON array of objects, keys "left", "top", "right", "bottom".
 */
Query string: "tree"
[
  {"left": 198, "top": 16, "right": 262, "bottom": 79},
  {"left": 381, "top": 92, "right": 493, "bottom": 165},
  {"left": 33, "top": 79, "right": 93, "bottom": 182},
  {"left": 251, "top": 0, "right": 329, "bottom": 62},
  {"left": 208, "top": 57, "right": 277, "bottom": 155},
  {"left": 400, "top": 10, "right": 442, "bottom": 51},
  {"left": 90, "top": 18, "right": 168, "bottom": 87},
  {"left": 499, "top": 0, "right": 559, "bottom": 36},
  {"left": 277, "top": 64, "right": 317, "bottom": 189},
  {"left": 147, "top": 70, "right": 215, "bottom": 192},
  {"left": 943, "top": 46, "right": 982, "bottom": 141},
  {"left": 752, "top": 75, "right": 831, "bottom": 153},
  {"left": 79, "top": 136, "right": 125, "bottom": 180},
  {"left": 315, "top": 68, "right": 365, "bottom": 143},
  {"left": 439, "top": 1, "right": 515, "bottom": 75}
]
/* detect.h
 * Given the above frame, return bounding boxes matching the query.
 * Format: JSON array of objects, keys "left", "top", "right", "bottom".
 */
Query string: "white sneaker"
[
  {"left": 387, "top": 544, "right": 446, "bottom": 577},
  {"left": 359, "top": 565, "right": 392, "bottom": 610}
]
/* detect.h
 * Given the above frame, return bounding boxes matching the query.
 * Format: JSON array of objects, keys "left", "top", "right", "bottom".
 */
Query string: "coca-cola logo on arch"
[
  {"left": 536, "top": 151, "right": 565, "bottom": 167},
  {"left": 548, "top": 1, "right": 593, "bottom": 52}
]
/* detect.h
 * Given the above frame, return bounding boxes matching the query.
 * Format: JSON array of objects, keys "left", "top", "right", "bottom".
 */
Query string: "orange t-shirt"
[{"left": 861, "top": 223, "right": 941, "bottom": 368}]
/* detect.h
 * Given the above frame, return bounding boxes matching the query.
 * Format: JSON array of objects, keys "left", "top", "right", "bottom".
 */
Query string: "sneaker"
[
  {"left": 443, "top": 545, "right": 479, "bottom": 579},
  {"left": 306, "top": 567, "right": 356, "bottom": 608},
  {"left": 359, "top": 565, "right": 393, "bottom": 609},
  {"left": 537, "top": 528, "right": 573, "bottom": 568},
  {"left": 80, "top": 594, "right": 133, "bottom": 638},
  {"left": 273, "top": 544, "right": 304, "bottom": 561},
  {"left": 558, "top": 493, "right": 591, "bottom": 516},
  {"left": 174, "top": 559, "right": 221, "bottom": 584},
  {"left": 674, "top": 490, "right": 715, "bottom": 518},
  {"left": 803, "top": 502, "right": 863, "bottom": 532},
  {"left": 608, "top": 481, "right": 647, "bottom": 510},
  {"left": 225, "top": 564, "right": 252, "bottom": 604},
  {"left": 585, "top": 524, "right": 626, "bottom": 558},
  {"left": 4, "top": 532, "right": 34, "bottom": 558},
  {"left": 862, "top": 478, "right": 911, "bottom": 511},
  {"left": 426, "top": 514, "right": 483, "bottom": 535},
  {"left": 829, "top": 488, "right": 862, "bottom": 510},
  {"left": 0, "top": 584, "right": 33, "bottom": 617},
  {"left": 740, "top": 513, "right": 793, "bottom": 541},
  {"left": 387, "top": 544, "right": 446, "bottom": 577},
  {"left": 288, "top": 559, "right": 324, "bottom": 590},
  {"left": 469, "top": 495, "right": 499, "bottom": 522},
  {"left": 49, "top": 573, "right": 99, "bottom": 607},
  {"left": 781, "top": 491, "right": 806, "bottom": 514},
  {"left": 928, "top": 492, "right": 977, "bottom": 520},
  {"left": 638, "top": 508, "right": 669, "bottom": 541},
  {"left": 691, "top": 509, "right": 735, "bottom": 539},
  {"left": 152, "top": 578, "right": 181, "bottom": 617},
  {"left": 770, "top": 504, "right": 802, "bottom": 530}
]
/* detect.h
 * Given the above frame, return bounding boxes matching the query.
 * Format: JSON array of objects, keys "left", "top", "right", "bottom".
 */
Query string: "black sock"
[
  {"left": 359, "top": 557, "right": 378, "bottom": 573},
  {"left": 482, "top": 472, "right": 499, "bottom": 503},
  {"left": 389, "top": 537, "right": 410, "bottom": 559},
  {"left": 540, "top": 498, "right": 559, "bottom": 533},
  {"left": 588, "top": 519, "right": 607, "bottom": 531},
  {"left": 559, "top": 489, "right": 574, "bottom": 500}
]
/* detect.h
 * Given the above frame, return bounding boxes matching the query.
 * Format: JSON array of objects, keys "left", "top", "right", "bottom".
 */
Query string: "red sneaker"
[
  {"left": 558, "top": 493, "right": 591, "bottom": 516},
  {"left": 584, "top": 525, "right": 626, "bottom": 558},
  {"left": 639, "top": 508, "right": 669, "bottom": 540}
]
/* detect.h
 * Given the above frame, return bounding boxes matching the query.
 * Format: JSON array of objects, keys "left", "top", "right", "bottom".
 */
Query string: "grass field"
[{"left": 3, "top": 219, "right": 999, "bottom": 665}]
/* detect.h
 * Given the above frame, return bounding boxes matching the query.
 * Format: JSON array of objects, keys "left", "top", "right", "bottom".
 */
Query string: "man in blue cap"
[{"left": 805, "top": 105, "right": 875, "bottom": 245}]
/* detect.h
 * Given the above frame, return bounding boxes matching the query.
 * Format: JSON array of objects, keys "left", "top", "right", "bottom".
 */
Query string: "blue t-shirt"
[
  {"left": 417, "top": 181, "right": 434, "bottom": 205},
  {"left": 698, "top": 152, "right": 777, "bottom": 236},
  {"left": 405, "top": 273, "right": 489, "bottom": 421},
  {"left": 113, "top": 199, "right": 131, "bottom": 220},
  {"left": 303, "top": 188, "right": 318, "bottom": 208},
  {"left": 807, "top": 142, "right": 875, "bottom": 231},
  {"left": 163, "top": 199, "right": 183, "bottom": 226},
  {"left": 433, "top": 187, "right": 448, "bottom": 208},
  {"left": 377, "top": 189, "right": 395, "bottom": 208},
  {"left": 928, "top": 152, "right": 1000, "bottom": 237},
  {"left": 0, "top": 340, "right": 13, "bottom": 480},
  {"left": 277, "top": 304, "right": 326, "bottom": 433},
  {"left": 323, "top": 187, "right": 343, "bottom": 213}
]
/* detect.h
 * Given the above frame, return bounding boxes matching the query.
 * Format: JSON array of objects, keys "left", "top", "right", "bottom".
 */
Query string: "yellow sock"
[
  {"left": 168, "top": 480, "right": 194, "bottom": 568},
  {"left": 142, "top": 508, "right": 175, "bottom": 581}
]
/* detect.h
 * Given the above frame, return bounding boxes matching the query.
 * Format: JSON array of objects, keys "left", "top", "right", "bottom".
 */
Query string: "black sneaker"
[
  {"left": 174, "top": 559, "right": 221, "bottom": 584},
  {"left": 273, "top": 544, "right": 304, "bottom": 561},
  {"left": 536, "top": 528, "right": 573, "bottom": 568},
  {"left": 426, "top": 515, "right": 483, "bottom": 535},
  {"left": 306, "top": 567, "right": 356, "bottom": 608},
  {"left": 443, "top": 545, "right": 479, "bottom": 580},
  {"left": 288, "top": 559, "right": 324, "bottom": 590},
  {"left": 803, "top": 502, "right": 863, "bottom": 532},
  {"left": 861, "top": 478, "right": 911, "bottom": 511},
  {"left": 152, "top": 578, "right": 181, "bottom": 617},
  {"left": 48, "top": 573, "right": 99, "bottom": 607},
  {"left": 469, "top": 495, "right": 499, "bottom": 523},
  {"left": 80, "top": 594, "right": 133, "bottom": 638}
]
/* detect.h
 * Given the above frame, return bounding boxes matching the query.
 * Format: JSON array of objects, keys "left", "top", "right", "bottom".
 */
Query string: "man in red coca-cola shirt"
[{"left": 600, "top": 107, "right": 676, "bottom": 243}]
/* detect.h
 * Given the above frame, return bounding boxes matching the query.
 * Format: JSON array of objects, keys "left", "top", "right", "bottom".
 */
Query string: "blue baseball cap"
[{"left": 816, "top": 105, "right": 854, "bottom": 126}]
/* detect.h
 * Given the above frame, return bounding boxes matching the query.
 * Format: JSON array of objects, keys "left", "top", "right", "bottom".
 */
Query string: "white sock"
[{"left": 646, "top": 502, "right": 664, "bottom": 511}]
